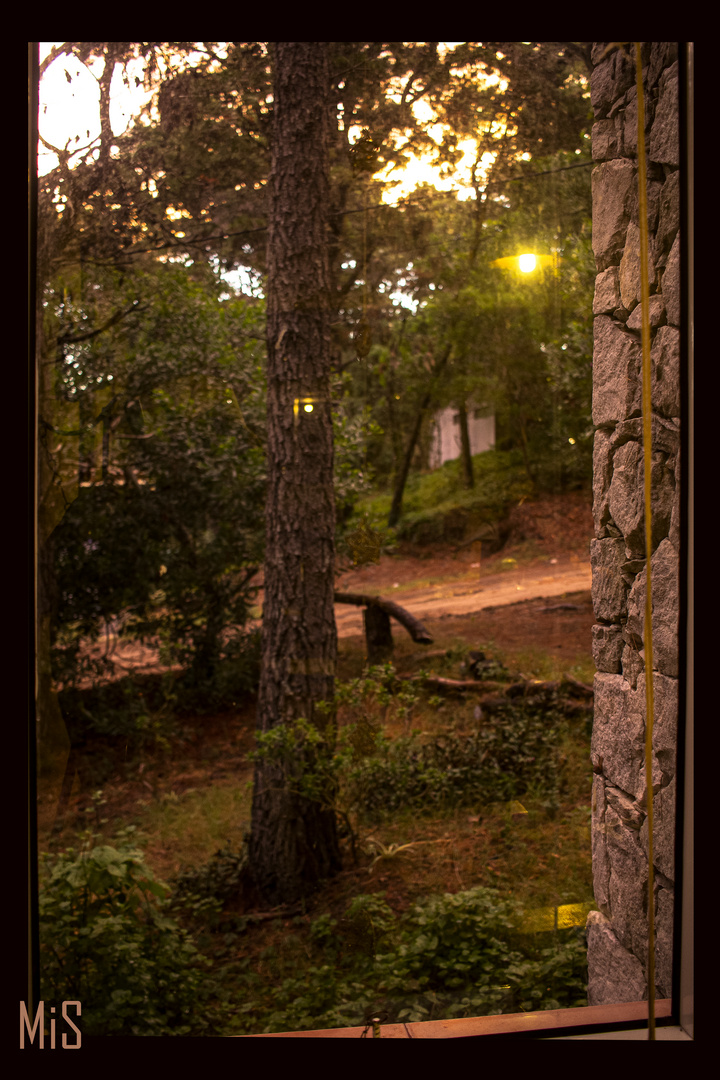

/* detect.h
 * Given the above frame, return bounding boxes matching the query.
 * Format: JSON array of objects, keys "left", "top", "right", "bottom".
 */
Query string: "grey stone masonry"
[{"left": 587, "top": 44, "right": 680, "bottom": 1007}]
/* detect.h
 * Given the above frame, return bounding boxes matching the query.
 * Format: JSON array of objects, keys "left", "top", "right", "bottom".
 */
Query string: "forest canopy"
[{"left": 36, "top": 40, "right": 594, "bottom": 713}]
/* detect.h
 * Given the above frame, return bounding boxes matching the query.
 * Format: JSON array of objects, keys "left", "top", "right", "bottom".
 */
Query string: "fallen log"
[
  {"left": 334, "top": 591, "right": 434, "bottom": 645},
  {"left": 393, "top": 671, "right": 594, "bottom": 712},
  {"left": 396, "top": 674, "right": 508, "bottom": 694},
  {"left": 538, "top": 603, "right": 581, "bottom": 612}
]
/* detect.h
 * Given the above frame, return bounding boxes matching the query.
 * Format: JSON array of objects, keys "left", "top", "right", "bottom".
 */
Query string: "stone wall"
[{"left": 587, "top": 43, "right": 681, "bottom": 1005}]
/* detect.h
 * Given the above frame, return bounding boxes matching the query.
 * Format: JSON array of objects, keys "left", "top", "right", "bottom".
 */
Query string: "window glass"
[{"left": 31, "top": 41, "right": 689, "bottom": 1040}]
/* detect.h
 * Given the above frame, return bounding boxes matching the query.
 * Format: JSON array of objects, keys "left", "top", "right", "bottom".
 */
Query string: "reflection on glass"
[{"left": 32, "top": 41, "right": 634, "bottom": 1039}]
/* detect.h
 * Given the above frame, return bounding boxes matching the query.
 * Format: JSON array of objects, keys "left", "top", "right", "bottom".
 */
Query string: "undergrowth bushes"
[
  {"left": 39, "top": 666, "right": 590, "bottom": 1036},
  {"left": 230, "top": 887, "right": 587, "bottom": 1034},
  {"left": 38, "top": 831, "right": 219, "bottom": 1036},
  {"left": 350, "top": 449, "right": 532, "bottom": 547},
  {"left": 345, "top": 701, "right": 569, "bottom": 819}
]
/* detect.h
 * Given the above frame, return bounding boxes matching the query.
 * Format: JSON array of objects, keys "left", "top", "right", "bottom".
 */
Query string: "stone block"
[
  {"left": 654, "top": 886, "right": 674, "bottom": 998},
  {"left": 591, "top": 774, "right": 611, "bottom": 912},
  {"left": 626, "top": 671, "right": 678, "bottom": 805},
  {"left": 669, "top": 448, "right": 681, "bottom": 552},
  {"left": 605, "top": 440, "right": 642, "bottom": 552},
  {"left": 606, "top": 805, "right": 650, "bottom": 962},
  {"left": 649, "top": 63, "right": 679, "bottom": 166},
  {"left": 592, "top": 429, "right": 613, "bottom": 535},
  {"left": 590, "top": 50, "right": 635, "bottom": 119},
  {"left": 606, "top": 441, "right": 675, "bottom": 557},
  {"left": 593, "top": 267, "right": 621, "bottom": 314},
  {"left": 648, "top": 43, "right": 678, "bottom": 94},
  {"left": 586, "top": 910, "right": 647, "bottom": 1005},
  {"left": 651, "top": 326, "right": 681, "bottom": 418},
  {"left": 591, "top": 119, "right": 620, "bottom": 161},
  {"left": 625, "top": 295, "right": 666, "bottom": 333},
  {"left": 591, "top": 538, "right": 628, "bottom": 622},
  {"left": 621, "top": 642, "right": 645, "bottom": 690},
  {"left": 592, "top": 672, "right": 644, "bottom": 797},
  {"left": 645, "top": 179, "right": 663, "bottom": 235},
  {"left": 619, "top": 223, "right": 657, "bottom": 311},
  {"left": 592, "top": 315, "right": 642, "bottom": 425},
  {"left": 656, "top": 170, "right": 680, "bottom": 264},
  {"left": 662, "top": 232, "right": 681, "bottom": 327},
  {"left": 591, "top": 160, "right": 637, "bottom": 270},
  {"left": 646, "top": 671, "right": 678, "bottom": 783},
  {"left": 605, "top": 783, "right": 645, "bottom": 830},
  {"left": 610, "top": 415, "right": 679, "bottom": 457},
  {"left": 641, "top": 776, "right": 676, "bottom": 882},
  {"left": 625, "top": 539, "right": 680, "bottom": 677},
  {"left": 621, "top": 86, "right": 654, "bottom": 159},
  {"left": 592, "top": 623, "right": 624, "bottom": 673}
]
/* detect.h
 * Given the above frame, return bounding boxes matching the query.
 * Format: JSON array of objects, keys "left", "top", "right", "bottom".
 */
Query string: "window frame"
[{"left": 24, "top": 41, "right": 693, "bottom": 1046}]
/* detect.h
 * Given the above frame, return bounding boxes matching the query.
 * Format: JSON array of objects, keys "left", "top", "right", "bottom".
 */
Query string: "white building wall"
[{"left": 429, "top": 407, "right": 495, "bottom": 469}]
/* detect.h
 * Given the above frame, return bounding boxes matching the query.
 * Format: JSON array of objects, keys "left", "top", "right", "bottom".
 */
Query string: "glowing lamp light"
[
  {"left": 491, "top": 253, "right": 560, "bottom": 273},
  {"left": 293, "top": 396, "right": 319, "bottom": 419}
]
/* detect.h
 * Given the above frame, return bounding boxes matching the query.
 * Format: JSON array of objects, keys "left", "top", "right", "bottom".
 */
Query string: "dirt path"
[
  {"left": 334, "top": 556, "right": 591, "bottom": 639},
  {"left": 82, "top": 493, "right": 595, "bottom": 677}
]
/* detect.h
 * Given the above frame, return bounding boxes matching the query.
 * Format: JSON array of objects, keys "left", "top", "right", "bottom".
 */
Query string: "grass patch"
[
  {"left": 505, "top": 648, "right": 595, "bottom": 685},
  {"left": 134, "top": 777, "right": 253, "bottom": 876},
  {"left": 351, "top": 449, "right": 530, "bottom": 544}
]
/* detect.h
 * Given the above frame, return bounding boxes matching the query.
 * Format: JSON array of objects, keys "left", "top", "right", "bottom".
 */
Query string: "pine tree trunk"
[
  {"left": 247, "top": 42, "right": 341, "bottom": 906},
  {"left": 387, "top": 346, "right": 451, "bottom": 529},
  {"left": 457, "top": 399, "right": 474, "bottom": 489}
]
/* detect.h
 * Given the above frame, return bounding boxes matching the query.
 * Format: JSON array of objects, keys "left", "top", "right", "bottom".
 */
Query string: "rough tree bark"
[
  {"left": 247, "top": 42, "right": 342, "bottom": 905},
  {"left": 457, "top": 399, "right": 475, "bottom": 490}
]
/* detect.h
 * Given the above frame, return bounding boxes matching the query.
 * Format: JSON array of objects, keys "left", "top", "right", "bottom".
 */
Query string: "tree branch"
[
  {"left": 59, "top": 300, "right": 142, "bottom": 345},
  {"left": 334, "top": 591, "right": 433, "bottom": 644}
]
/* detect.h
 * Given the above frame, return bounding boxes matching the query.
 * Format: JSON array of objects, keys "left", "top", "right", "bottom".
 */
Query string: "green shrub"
[
  {"left": 375, "top": 888, "right": 587, "bottom": 1021},
  {"left": 344, "top": 702, "right": 569, "bottom": 818},
  {"left": 39, "top": 833, "right": 215, "bottom": 1035},
  {"left": 232, "top": 887, "right": 587, "bottom": 1034},
  {"left": 171, "top": 846, "right": 248, "bottom": 913}
]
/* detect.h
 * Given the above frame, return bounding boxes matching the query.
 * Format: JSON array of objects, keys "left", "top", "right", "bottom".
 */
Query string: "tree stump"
[{"left": 363, "top": 604, "right": 394, "bottom": 664}]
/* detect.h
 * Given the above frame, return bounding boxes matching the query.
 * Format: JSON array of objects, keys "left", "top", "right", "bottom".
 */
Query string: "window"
[{"left": 24, "top": 42, "right": 693, "bottom": 1044}]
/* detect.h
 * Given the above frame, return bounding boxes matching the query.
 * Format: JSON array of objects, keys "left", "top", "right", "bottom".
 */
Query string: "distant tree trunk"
[
  {"left": 387, "top": 346, "right": 451, "bottom": 529},
  {"left": 247, "top": 42, "right": 341, "bottom": 906},
  {"left": 363, "top": 605, "right": 394, "bottom": 664},
  {"left": 78, "top": 391, "right": 96, "bottom": 484},
  {"left": 35, "top": 285, "right": 72, "bottom": 800},
  {"left": 516, "top": 411, "right": 537, "bottom": 493},
  {"left": 385, "top": 365, "right": 402, "bottom": 473},
  {"left": 457, "top": 399, "right": 474, "bottom": 490}
]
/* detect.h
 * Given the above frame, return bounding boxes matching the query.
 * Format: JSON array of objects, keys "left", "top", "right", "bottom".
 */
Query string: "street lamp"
[{"left": 490, "top": 253, "right": 559, "bottom": 273}]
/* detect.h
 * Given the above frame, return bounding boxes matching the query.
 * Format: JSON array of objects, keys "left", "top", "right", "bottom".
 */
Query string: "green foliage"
[
  {"left": 230, "top": 887, "right": 587, "bottom": 1034},
  {"left": 352, "top": 449, "right": 530, "bottom": 544},
  {"left": 39, "top": 832, "right": 216, "bottom": 1035},
  {"left": 245, "top": 665, "right": 573, "bottom": 834},
  {"left": 171, "top": 847, "right": 248, "bottom": 919},
  {"left": 48, "top": 261, "right": 266, "bottom": 702},
  {"left": 344, "top": 701, "right": 569, "bottom": 820}
]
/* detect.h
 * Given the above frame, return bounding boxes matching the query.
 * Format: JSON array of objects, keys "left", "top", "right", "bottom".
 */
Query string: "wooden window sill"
[{"left": 240, "top": 998, "right": 673, "bottom": 1038}]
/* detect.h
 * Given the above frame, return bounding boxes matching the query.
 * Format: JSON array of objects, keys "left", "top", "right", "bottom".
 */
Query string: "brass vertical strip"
[{"left": 634, "top": 40, "right": 656, "bottom": 1041}]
